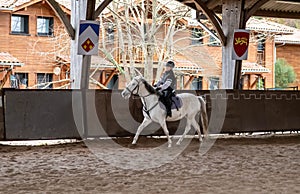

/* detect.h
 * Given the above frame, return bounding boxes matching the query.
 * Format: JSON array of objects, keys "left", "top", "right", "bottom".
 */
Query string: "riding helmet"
[{"left": 165, "top": 61, "right": 175, "bottom": 68}]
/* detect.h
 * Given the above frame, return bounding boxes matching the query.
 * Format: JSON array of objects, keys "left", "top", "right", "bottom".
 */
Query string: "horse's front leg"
[{"left": 132, "top": 118, "right": 152, "bottom": 145}]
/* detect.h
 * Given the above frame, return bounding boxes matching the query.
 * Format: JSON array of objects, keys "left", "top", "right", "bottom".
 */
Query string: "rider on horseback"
[{"left": 154, "top": 61, "right": 177, "bottom": 117}]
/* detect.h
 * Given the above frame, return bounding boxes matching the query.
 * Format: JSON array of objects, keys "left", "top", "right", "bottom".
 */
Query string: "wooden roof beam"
[
  {"left": 180, "top": 0, "right": 195, "bottom": 4},
  {"left": 254, "top": 10, "right": 300, "bottom": 19},
  {"left": 194, "top": 0, "right": 226, "bottom": 46},
  {"left": 245, "top": 0, "right": 270, "bottom": 21},
  {"left": 47, "top": 0, "right": 75, "bottom": 39},
  {"left": 206, "top": 0, "right": 222, "bottom": 10},
  {"left": 94, "top": 0, "right": 113, "bottom": 18}
]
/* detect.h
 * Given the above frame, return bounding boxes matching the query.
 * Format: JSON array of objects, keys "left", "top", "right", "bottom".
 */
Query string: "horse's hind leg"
[
  {"left": 191, "top": 118, "right": 202, "bottom": 142},
  {"left": 176, "top": 118, "right": 192, "bottom": 145},
  {"left": 132, "top": 118, "right": 152, "bottom": 145},
  {"left": 160, "top": 121, "right": 172, "bottom": 148}
]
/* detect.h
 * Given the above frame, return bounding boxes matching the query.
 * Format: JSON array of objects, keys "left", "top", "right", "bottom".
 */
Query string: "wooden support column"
[
  {"left": 81, "top": 0, "right": 96, "bottom": 138},
  {"left": 101, "top": 70, "right": 106, "bottom": 84},
  {"left": 81, "top": 0, "right": 96, "bottom": 90},
  {"left": 233, "top": 0, "right": 246, "bottom": 89},
  {"left": 70, "top": 0, "right": 96, "bottom": 138},
  {"left": 221, "top": 0, "right": 246, "bottom": 89},
  {"left": 70, "top": 0, "right": 87, "bottom": 89},
  {"left": 71, "top": 0, "right": 112, "bottom": 89}
]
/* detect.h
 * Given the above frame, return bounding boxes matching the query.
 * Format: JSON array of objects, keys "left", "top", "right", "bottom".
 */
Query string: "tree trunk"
[{"left": 144, "top": 43, "right": 154, "bottom": 82}]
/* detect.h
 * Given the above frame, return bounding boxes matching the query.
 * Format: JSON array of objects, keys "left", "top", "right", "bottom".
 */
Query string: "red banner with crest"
[{"left": 232, "top": 29, "right": 250, "bottom": 60}]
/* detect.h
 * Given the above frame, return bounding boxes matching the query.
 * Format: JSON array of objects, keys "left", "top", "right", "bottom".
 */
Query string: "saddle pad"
[{"left": 159, "top": 96, "right": 183, "bottom": 110}]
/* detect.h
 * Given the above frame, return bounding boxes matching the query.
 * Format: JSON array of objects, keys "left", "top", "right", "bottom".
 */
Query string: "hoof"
[{"left": 176, "top": 141, "right": 181, "bottom": 145}]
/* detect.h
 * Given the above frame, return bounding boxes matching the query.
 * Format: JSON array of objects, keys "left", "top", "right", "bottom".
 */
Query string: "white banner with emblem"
[{"left": 78, "top": 20, "right": 100, "bottom": 55}]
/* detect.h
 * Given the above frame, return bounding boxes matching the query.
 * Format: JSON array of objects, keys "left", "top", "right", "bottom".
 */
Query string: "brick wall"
[{"left": 276, "top": 44, "right": 300, "bottom": 88}]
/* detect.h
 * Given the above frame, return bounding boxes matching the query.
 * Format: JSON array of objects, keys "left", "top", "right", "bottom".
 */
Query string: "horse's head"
[{"left": 121, "top": 75, "right": 143, "bottom": 99}]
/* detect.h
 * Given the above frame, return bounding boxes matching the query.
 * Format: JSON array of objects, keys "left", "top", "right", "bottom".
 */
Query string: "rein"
[{"left": 126, "top": 78, "right": 159, "bottom": 118}]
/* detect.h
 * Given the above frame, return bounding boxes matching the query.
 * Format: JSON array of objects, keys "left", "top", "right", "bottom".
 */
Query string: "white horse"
[{"left": 121, "top": 75, "right": 208, "bottom": 147}]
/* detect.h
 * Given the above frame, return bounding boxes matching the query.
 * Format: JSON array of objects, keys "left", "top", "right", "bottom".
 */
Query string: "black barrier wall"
[
  {"left": 2, "top": 89, "right": 300, "bottom": 140},
  {"left": 4, "top": 90, "right": 81, "bottom": 140},
  {"left": 0, "top": 91, "right": 4, "bottom": 140}
]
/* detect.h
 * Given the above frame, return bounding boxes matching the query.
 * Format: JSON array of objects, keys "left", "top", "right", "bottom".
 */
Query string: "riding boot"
[{"left": 166, "top": 98, "right": 172, "bottom": 117}]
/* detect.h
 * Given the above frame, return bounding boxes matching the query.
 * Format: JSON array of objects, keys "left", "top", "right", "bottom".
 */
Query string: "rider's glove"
[
  {"left": 155, "top": 87, "right": 162, "bottom": 96},
  {"left": 155, "top": 86, "right": 161, "bottom": 91}
]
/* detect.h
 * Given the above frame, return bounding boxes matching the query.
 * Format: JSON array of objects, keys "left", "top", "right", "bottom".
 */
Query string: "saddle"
[{"left": 159, "top": 95, "right": 183, "bottom": 111}]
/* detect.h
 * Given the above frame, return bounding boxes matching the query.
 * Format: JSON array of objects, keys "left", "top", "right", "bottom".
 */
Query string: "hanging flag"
[
  {"left": 78, "top": 20, "right": 100, "bottom": 55},
  {"left": 232, "top": 29, "right": 250, "bottom": 60}
]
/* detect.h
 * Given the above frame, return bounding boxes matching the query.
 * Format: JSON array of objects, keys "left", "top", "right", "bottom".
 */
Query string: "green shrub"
[{"left": 275, "top": 58, "right": 296, "bottom": 88}]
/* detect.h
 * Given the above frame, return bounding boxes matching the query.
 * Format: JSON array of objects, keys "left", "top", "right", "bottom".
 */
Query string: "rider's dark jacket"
[{"left": 156, "top": 70, "right": 176, "bottom": 92}]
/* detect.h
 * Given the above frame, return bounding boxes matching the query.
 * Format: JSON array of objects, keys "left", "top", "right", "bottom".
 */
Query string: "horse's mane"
[{"left": 141, "top": 79, "right": 157, "bottom": 94}]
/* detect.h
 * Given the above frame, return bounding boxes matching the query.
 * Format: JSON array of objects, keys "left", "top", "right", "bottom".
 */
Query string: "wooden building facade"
[
  {"left": 0, "top": 0, "right": 299, "bottom": 90},
  {"left": 0, "top": 0, "right": 71, "bottom": 89}
]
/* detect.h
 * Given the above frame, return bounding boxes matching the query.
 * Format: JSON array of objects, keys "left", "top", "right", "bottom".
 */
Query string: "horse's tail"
[{"left": 198, "top": 96, "right": 208, "bottom": 135}]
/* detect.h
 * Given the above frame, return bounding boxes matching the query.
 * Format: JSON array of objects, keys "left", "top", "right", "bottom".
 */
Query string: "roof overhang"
[
  {"left": 0, "top": 7, "right": 13, "bottom": 11},
  {"left": 174, "top": 66, "right": 203, "bottom": 71},
  {"left": 0, "top": 62, "right": 24, "bottom": 67},
  {"left": 177, "top": 0, "right": 300, "bottom": 19},
  {"left": 242, "top": 62, "right": 270, "bottom": 74},
  {"left": 275, "top": 32, "right": 300, "bottom": 44},
  {"left": 0, "top": 52, "right": 24, "bottom": 67}
]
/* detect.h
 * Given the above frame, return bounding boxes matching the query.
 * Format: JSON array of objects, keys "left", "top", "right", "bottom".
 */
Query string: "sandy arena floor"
[{"left": 0, "top": 134, "right": 299, "bottom": 194}]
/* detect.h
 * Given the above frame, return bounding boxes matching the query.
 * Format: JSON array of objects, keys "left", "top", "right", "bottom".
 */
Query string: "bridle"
[
  {"left": 125, "top": 78, "right": 154, "bottom": 98},
  {"left": 125, "top": 78, "right": 140, "bottom": 97},
  {"left": 125, "top": 78, "right": 159, "bottom": 118}
]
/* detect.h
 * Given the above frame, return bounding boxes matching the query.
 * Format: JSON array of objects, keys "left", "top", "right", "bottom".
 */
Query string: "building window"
[
  {"left": 257, "top": 35, "right": 266, "bottom": 66},
  {"left": 10, "top": 75, "right": 18, "bottom": 88},
  {"left": 106, "top": 24, "right": 114, "bottom": 43},
  {"left": 191, "top": 76, "right": 203, "bottom": 90},
  {"left": 10, "top": 73, "right": 28, "bottom": 88},
  {"left": 37, "top": 73, "right": 53, "bottom": 89},
  {"left": 191, "top": 28, "right": 203, "bottom": 45},
  {"left": 209, "top": 30, "right": 221, "bottom": 46},
  {"left": 107, "top": 74, "right": 118, "bottom": 89},
  {"left": 16, "top": 73, "right": 28, "bottom": 88},
  {"left": 11, "top": 14, "right": 29, "bottom": 34},
  {"left": 37, "top": 16, "right": 54, "bottom": 36},
  {"left": 209, "top": 77, "right": 220, "bottom": 90}
]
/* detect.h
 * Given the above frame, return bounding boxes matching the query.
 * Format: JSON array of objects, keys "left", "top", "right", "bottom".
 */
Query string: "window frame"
[
  {"left": 37, "top": 73, "right": 53, "bottom": 89},
  {"left": 11, "top": 14, "right": 29, "bottom": 35},
  {"left": 16, "top": 73, "right": 29, "bottom": 88},
  {"left": 191, "top": 76, "right": 203, "bottom": 90},
  {"left": 106, "top": 25, "right": 114, "bottom": 44},
  {"left": 208, "top": 30, "right": 221, "bottom": 47},
  {"left": 191, "top": 27, "right": 204, "bottom": 45},
  {"left": 209, "top": 77, "right": 220, "bottom": 90},
  {"left": 36, "top": 16, "right": 54, "bottom": 36}
]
